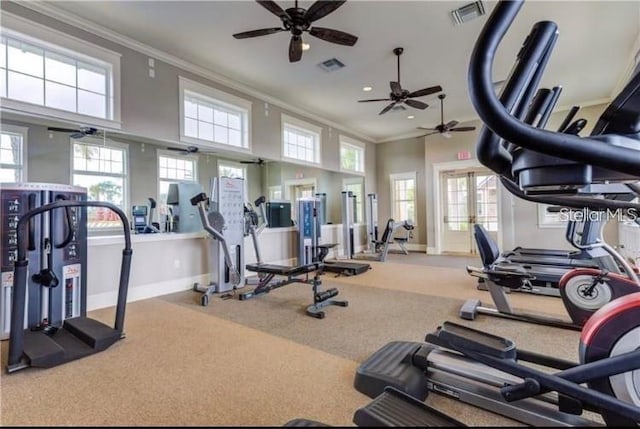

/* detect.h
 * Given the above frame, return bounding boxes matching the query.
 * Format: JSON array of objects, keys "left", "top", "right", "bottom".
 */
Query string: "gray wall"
[
  {"left": 1, "top": 1, "right": 377, "bottom": 228},
  {"left": 375, "top": 136, "right": 426, "bottom": 245}
]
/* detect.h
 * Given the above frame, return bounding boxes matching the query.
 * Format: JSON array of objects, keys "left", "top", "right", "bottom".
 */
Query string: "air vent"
[
  {"left": 451, "top": 1, "right": 485, "bottom": 25},
  {"left": 318, "top": 58, "right": 345, "bottom": 72}
]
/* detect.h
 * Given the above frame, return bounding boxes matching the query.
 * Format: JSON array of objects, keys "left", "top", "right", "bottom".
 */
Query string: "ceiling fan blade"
[
  {"left": 48, "top": 127, "right": 80, "bottom": 133},
  {"left": 390, "top": 81, "right": 402, "bottom": 97},
  {"left": 378, "top": 102, "right": 397, "bottom": 115},
  {"left": 256, "top": 0, "right": 289, "bottom": 19},
  {"left": 420, "top": 132, "right": 439, "bottom": 137},
  {"left": 166, "top": 147, "right": 186, "bottom": 152},
  {"left": 308, "top": 27, "right": 357, "bottom": 46},
  {"left": 358, "top": 98, "right": 392, "bottom": 103},
  {"left": 445, "top": 120, "right": 459, "bottom": 129},
  {"left": 233, "top": 28, "right": 284, "bottom": 39},
  {"left": 451, "top": 126, "right": 477, "bottom": 132},
  {"left": 416, "top": 126, "right": 438, "bottom": 131},
  {"left": 70, "top": 132, "right": 85, "bottom": 139},
  {"left": 304, "top": 0, "right": 347, "bottom": 23},
  {"left": 289, "top": 36, "right": 303, "bottom": 62},
  {"left": 407, "top": 85, "right": 443, "bottom": 99},
  {"left": 404, "top": 99, "right": 429, "bottom": 110}
]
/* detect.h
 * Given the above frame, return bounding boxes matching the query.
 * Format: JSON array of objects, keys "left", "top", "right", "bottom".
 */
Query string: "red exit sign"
[{"left": 457, "top": 151, "right": 472, "bottom": 160}]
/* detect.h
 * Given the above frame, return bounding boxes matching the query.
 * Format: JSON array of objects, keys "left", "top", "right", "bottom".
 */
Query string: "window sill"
[
  {"left": 1, "top": 100, "right": 122, "bottom": 131},
  {"left": 88, "top": 231, "right": 206, "bottom": 246},
  {"left": 281, "top": 156, "right": 321, "bottom": 168}
]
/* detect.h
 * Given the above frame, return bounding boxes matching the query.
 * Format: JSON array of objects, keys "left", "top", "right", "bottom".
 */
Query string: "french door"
[{"left": 441, "top": 169, "right": 499, "bottom": 254}]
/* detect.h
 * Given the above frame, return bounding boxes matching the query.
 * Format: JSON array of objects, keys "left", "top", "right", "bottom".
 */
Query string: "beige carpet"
[{"left": 0, "top": 258, "right": 596, "bottom": 426}]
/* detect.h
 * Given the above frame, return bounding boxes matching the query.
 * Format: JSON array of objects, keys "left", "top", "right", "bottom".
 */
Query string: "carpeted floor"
[{"left": 0, "top": 255, "right": 599, "bottom": 426}]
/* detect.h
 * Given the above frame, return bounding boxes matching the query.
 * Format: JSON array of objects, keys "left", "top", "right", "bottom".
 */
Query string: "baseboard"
[
  {"left": 427, "top": 246, "right": 437, "bottom": 254},
  {"left": 88, "top": 273, "right": 210, "bottom": 311}
]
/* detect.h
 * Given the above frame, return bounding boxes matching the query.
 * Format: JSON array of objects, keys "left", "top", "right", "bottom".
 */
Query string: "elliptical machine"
[{"left": 351, "top": 0, "right": 640, "bottom": 426}]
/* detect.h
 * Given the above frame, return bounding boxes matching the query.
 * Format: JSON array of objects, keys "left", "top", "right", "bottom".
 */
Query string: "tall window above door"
[
  {"left": 390, "top": 172, "right": 416, "bottom": 222},
  {"left": 282, "top": 114, "right": 321, "bottom": 165},
  {"left": 339, "top": 135, "right": 365, "bottom": 174},
  {"left": 1, "top": 13, "right": 121, "bottom": 129},
  {"left": 179, "top": 76, "right": 251, "bottom": 152}
]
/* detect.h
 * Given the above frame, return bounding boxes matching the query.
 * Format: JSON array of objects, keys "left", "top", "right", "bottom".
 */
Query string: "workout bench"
[{"left": 239, "top": 262, "right": 348, "bottom": 319}]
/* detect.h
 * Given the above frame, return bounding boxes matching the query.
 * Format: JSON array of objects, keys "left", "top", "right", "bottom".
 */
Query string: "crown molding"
[{"left": 13, "top": 0, "right": 376, "bottom": 143}]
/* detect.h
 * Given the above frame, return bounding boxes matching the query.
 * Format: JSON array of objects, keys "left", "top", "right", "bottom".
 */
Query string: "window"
[
  {"left": 343, "top": 178, "right": 364, "bottom": 223},
  {"left": 158, "top": 151, "right": 197, "bottom": 222},
  {"left": 0, "top": 125, "right": 27, "bottom": 182},
  {"left": 390, "top": 172, "right": 416, "bottom": 223},
  {"left": 179, "top": 76, "right": 251, "bottom": 151},
  {"left": 282, "top": 114, "right": 321, "bottom": 165},
  {"left": 218, "top": 160, "right": 247, "bottom": 199},
  {"left": 284, "top": 178, "right": 317, "bottom": 222},
  {"left": 72, "top": 139, "right": 127, "bottom": 229},
  {"left": 340, "top": 136, "right": 365, "bottom": 174},
  {"left": 1, "top": 13, "right": 121, "bottom": 129}
]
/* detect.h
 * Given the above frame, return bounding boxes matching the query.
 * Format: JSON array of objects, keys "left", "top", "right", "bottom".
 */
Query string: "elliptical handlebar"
[{"left": 468, "top": 0, "right": 640, "bottom": 177}]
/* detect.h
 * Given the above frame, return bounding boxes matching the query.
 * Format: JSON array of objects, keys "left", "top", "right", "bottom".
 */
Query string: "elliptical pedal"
[{"left": 353, "top": 387, "right": 466, "bottom": 427}]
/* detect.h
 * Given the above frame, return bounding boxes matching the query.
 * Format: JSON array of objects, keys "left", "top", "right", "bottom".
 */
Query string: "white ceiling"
[{"left": 40, "top": 1, "right": 640, "bottom": 142}]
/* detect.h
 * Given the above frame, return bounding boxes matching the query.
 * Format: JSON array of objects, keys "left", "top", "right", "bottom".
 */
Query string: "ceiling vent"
[
  {"left": 451, "top": 1, "right": 485, "bottom": 25},
  {"left": 318, "top": 58, "right": 345, "bottom": 72}
]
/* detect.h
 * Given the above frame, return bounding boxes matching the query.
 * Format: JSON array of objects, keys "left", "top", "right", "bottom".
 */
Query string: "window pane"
[
  {"left": 214, "top": 125, "right": 227, "bottom": 143},
  {"left": 0, "top": 167, "right": 20, "bottom": 182},
  {"left": 0, "top": 133, "right": 21, "bottom": 164},
  {"left": 45, "top": 80, "right": 76, "bottom": 112},
  {"left": 184, "top": 98, "right": 198, "bottom": 118},
  {"left": 77, "top": 62, "right": 106, "bottom": 94},
  {"left": 0, "top": 38, "right": 5, "bottom": 69},
  {"left": 228, "top": 113, "right": 241, "bottom": 130},
  {"left": 73, "top": 174, "right": 123, "bottom": 228},
  {"left": 198, "top": 104, "right": 213, "bottom": 123},
  {"left": 7, "top": 39, "right": 43, "bottom": 77},
  {"left": 228, "top": 129, "right": 241, "bottom": 147},
  {"left": 45, "top": 51, "right": 76, "bottom": 86},
  {"left": 214, "top": 109, "right": 227, "bottom": 126},
  {"left": 8, "top": 71, "right": 44, "bottom": 104},
  {"left": 199, "top": 121, "right": 214, "bottom": 141},
  {"left": 78, "top": 89, "right": 106, "bottom": 118},
  {"left": 0, "top": 68, "right": 6, "bottom": 98},
  {"left": 185, "top": 117, "right": 198, "bottom": 138}
]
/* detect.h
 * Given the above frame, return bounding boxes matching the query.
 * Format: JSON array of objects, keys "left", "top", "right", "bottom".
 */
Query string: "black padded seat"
[{"left": 245, "top": 263, "right": 320, "bottom": 276}]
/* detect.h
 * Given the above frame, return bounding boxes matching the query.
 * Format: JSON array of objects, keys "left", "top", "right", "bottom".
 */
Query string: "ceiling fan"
[
  {"left": 48, "top": 126, "right": 101, "bottom": 139},
  {"left": 166, "top": 145, "right": 216, "bottom": 155},
  {"left": 358, "top": 47, "right": 443, "bottom": 115},
  {"left": 417, "top": 94, "right": 477, "bottom": 138},
  {"left": 239, "top": 158, "right": 266, "bottom": 165},
  {"left": 233, "top": 0, "right": 358, "bottom": 63}
]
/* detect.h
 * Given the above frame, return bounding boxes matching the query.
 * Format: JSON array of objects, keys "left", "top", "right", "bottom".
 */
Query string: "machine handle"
[
  {"left": 190, "top": 192, "right": 208, "bottom": 205},
  {"left": 27, "top": 193, "right": 36, "bottom": 251},
  {"left": 53, "top": 194, "right": 74, "bottom": 249}
]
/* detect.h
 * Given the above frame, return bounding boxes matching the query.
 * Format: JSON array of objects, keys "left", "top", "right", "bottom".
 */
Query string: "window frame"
[
  {"left": 70, "top": 137, "right": 129, "bottom": 231},
  {"left": 343, "top": 177, "right": 364, "bottom": 224},
  {"left": 218, "top": 159, "right": 248, "bottom": 199},
  {"left": 0, "top": 124, "right": 28, "bottom": 182},
  {"left": 179, "top": 76, "right": 252, "bottom": 153},
  {"left": 339, "top": 135, "right": 365, "bottom": 175},
  {"left": 0, "top": 12, "right": 122, "bottom": 130},
  {"left": 281, "top": 113, "right": 322, "bottom": 166},
  {"left": 390, "top": 171, "right": 417, "bottom": 223},
  {"left": 157, "top": 149, "right": 199, "bottom": 219}
]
